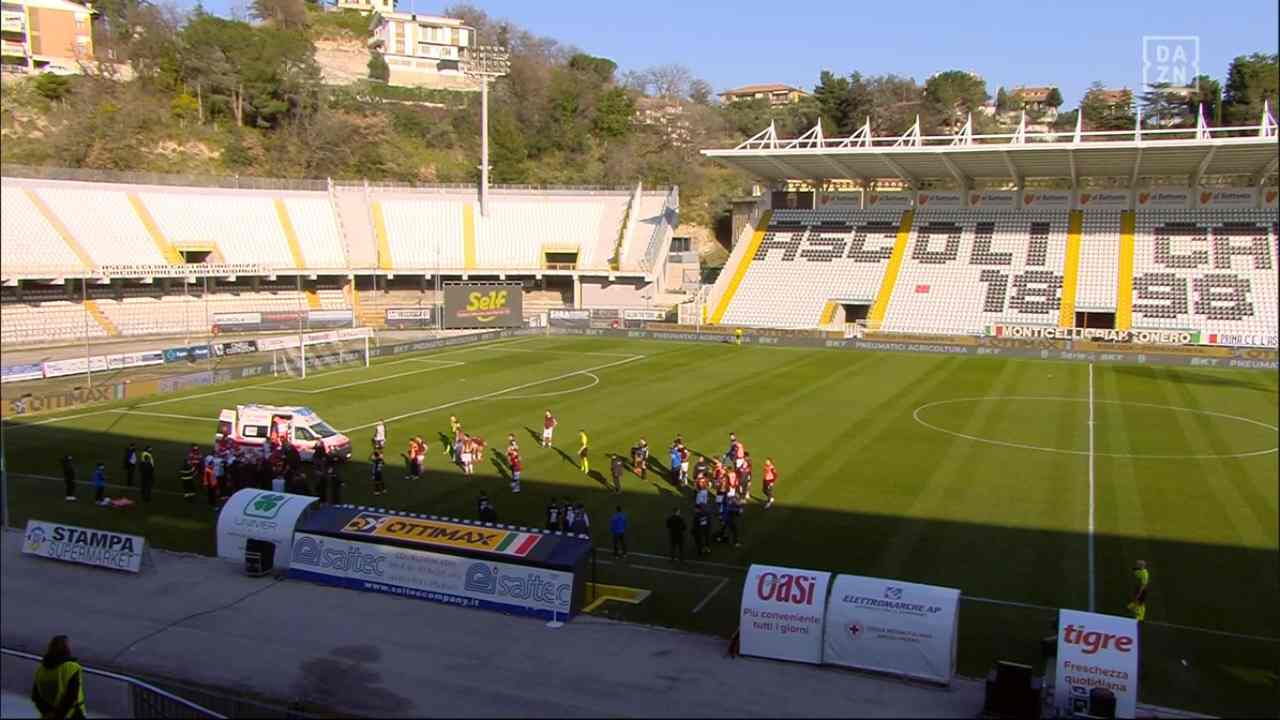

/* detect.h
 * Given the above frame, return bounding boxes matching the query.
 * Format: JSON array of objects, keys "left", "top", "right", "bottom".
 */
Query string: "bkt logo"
[{"left": 756, "top": 572, "right": 820, "bottom": 606}]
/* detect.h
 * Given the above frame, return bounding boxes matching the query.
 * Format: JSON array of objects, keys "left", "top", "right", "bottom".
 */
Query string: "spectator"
[
  {"left": 666, "top": 508, "right": 687, "bottom": 564},
  {"left": 91, "top": 464, "right": 107, "bottom": 506},
  {"left": 570, "top": 503, "right": 589, "bottom": 535},
  {"left": 610, "top": 454, "right": 625, "bottom": 494},
  {"left": 668, "top": 443, "right": 683, "bottom": 487},
  {"left": 726, "top": 494, "right": 743, "bottom": 547},
  {"left": 478, "top": 492, "right": 497, "bottom": 523},
  {"left": 179, "top": 460, "right": 196, "bottom": 501},
  {"left": 370, "top": 450, "right": 386, "bottom": 496},
  {"left": 139, "top": 446, "right": 155, "bottom": 503},
  {"left": 31, "top": 634, "right": 86, "bottom": 720},
  {"left": 610, "top": 506, "right": 628, "bottom": 558},
  {"left": 122, "top": 442, "right": 138, "bottom": 487},
  {"left": 60, "top": 455, "right": 76, "bottom": 502}
]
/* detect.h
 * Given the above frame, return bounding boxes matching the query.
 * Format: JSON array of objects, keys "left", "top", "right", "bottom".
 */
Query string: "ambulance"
[{"left": 216, "top": 404, "right": 352, "bottom": 462}]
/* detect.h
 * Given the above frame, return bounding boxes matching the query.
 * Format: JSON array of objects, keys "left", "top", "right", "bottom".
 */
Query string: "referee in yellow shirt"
[
  {"left": 578, "top": 429, "right": 590, "bottom": 474},
  {"left": 1126, "top": 560, "right": 1150, "bottom": 621}
]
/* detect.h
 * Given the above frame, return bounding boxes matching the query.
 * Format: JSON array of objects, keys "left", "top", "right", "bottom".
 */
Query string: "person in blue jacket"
[
  {"left": 609, "top": 506, "right": 628, "bottom": 558},
  {"left": 669, "top": 443, "right": 683, "bottom": 487},
  {"left": 92, "top": 464, "right": 107, "bottom": 506}
]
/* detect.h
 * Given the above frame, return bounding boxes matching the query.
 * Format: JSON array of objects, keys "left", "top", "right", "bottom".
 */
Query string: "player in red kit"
[
  {"left": 763, "top": 458, "right": 778, "bottom": 508},
  {"left": 506, "top": 434, "right": 523, "bottom": 493},
  {"left": 541, "top": 410, "right": 557, "bottom": 448}
]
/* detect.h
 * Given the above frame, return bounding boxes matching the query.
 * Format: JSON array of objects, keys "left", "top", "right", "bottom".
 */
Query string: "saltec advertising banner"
[
  {"left": 288, "top": 532, "right": 574, "bottom": 620},
  {"left": 739, "top": 564, "right": 832, "bottom": 664},
  {"left": 822, "top": 575, "right": 960, "bottom": 684},
  {"left": 1054, "top": 609, "right": 1139, "bottom": 718}
]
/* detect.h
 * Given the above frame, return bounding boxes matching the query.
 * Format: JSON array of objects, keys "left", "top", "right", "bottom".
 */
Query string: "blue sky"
[{"left": 199, "top": 0, "right": 1277, "bottom": 109}]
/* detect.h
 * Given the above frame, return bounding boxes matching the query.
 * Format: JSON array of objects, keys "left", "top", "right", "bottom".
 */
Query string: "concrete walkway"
[{"left": 1, "top": 529, "right": 985, "bottom": 717}]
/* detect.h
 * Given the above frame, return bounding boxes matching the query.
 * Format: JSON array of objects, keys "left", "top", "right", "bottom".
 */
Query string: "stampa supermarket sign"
[{"left": 23, "top": 520, "right": 145, "bottom": 573}]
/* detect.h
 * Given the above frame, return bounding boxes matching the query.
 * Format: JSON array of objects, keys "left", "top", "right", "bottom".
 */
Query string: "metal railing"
[{"left": 1, "top": 647, "right": 225, "bottom": 719}]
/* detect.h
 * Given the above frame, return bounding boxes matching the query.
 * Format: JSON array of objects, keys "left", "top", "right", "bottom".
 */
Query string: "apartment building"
[
  {"left": 368, "top": 12, "right": 475, "bottom": 88},
  {"left": 336, "top": 0, "right": 394, "bottom": 14},
  {"left": 1, "top": 0, "right": 92, "bottom": 76}
]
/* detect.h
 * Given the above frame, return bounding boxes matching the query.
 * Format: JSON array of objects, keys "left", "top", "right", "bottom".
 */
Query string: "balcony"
[
  {"left": 1, "top": 10, "right": 24, "bottom": 33},
  {"left": 1, "top": 38, "right": 27, "bottom": 57}
]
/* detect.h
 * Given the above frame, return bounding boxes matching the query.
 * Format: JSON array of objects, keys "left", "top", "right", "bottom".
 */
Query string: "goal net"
[{"left": 263, "top": 327, "right": 374, "bottom": 378}]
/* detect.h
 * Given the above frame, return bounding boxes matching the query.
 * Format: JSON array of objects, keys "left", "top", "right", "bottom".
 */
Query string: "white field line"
[
  {"left": 136, "top": 337, "right": 533, "bottom": 408},
  {"left": 608, "top": 549, "right": 750, "bottom": 571},
  {"left": 496, "top": 373, "right": 599, "bottom": 400},
  {"left": 251, "top": 356, "right": 451, "bottom": 387},
  {"left": 1088, "top": 362, "right": 1096, "bottom": 613},
  {"left": 339, "top": 354, "right": 645, "bottom": 433},
  {"left": 596, "top": 557, "right": 719, "bottom": 579},
  {"left": 258, "top": 361, "right": 466, "bottom": 394},
  {"left": 12, "top": 472, "right": 187, "bottom": 498},
  {"left": 108, "top": 409, "right": 214, "bottom": 423},
  {"left": 692, "top": 577, "right": 728, "bottom": 614},
  {"left": 481, "top": 347, "right": 641, "bottom": 359}
]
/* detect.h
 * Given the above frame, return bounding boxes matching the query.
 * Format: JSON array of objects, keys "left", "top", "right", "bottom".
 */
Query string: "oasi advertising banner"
[
  {"left": 739, "top": 564, "right": 832, "bottom": 664},
  {"left": 1054, "top": 609, "right": 1139, "bottom": 718},
  {"left": 23, "top": 519, "right": 145, "bottom": 573},
  {"left": 288, "top": 532, "right": 574, "bottom": 620},
  {"left": 822, "top": 575, "right": 960, "bottom": 684},
  {"left": 443, "top": 283, "right": 523, "bottom": 329}
]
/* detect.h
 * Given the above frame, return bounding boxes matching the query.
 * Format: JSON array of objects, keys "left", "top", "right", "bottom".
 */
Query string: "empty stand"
[
  {"left": 282, "top": 197, "right": 348, "bottom": 268},
  {"left": 0, "top": 184, "right": 86, "bottom": 274},
  {"left": 140, "top": 190, "right": 297, "bottom": 267},
  {"left": 476, "top": 199, "right": 613, "bottom": 269},
  {"left": 1077, "top": 212, "right": 1121, "bottom": 312},
  {"left": 1130, "top": 211, "right": 1277, "bottom": 343},
  {"left": 881, "top": 211, "right": 1070, "bottom": 335},
  {"left": 379, "top": 197, "right": 466, "bottom": 269},
  {"left": 34, "top": 185, "right": 170, "bottom": 267},
  {"left": 1, "top": 301, "right": 109, "bottom": 345},
  {"left": 720, "top": 209, "right": 903, "bottom": 328}
]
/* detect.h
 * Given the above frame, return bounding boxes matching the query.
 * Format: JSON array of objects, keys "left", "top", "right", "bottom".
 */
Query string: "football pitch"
[{"left": 3, "top": 335, "right": 1277, "bottom": 715}]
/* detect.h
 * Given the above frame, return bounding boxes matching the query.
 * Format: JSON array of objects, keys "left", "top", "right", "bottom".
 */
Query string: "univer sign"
[
  {"left": 23, "top": 520, "right": 146, "bottom": 573},
  {"left": 342, "top": 512, "right": 543, "bottom": 557},
  {"left": 739, "top": 564, "right": 832, "bottom": 664},
  {"left": 1054, "top": 609, "right": 1139, "bottom": 718},
  {"left": 443, "top": 283, "right": 524, "bottom": 329}
]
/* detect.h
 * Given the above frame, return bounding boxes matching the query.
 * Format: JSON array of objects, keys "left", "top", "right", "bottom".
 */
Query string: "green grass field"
[{"left": 3, "top": 335, "right": 1277, "bottom": 715}]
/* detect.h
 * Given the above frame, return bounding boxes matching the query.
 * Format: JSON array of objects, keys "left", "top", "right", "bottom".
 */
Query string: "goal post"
[{"left": 264, "top": 327, "right": 373, "bottom": 378}]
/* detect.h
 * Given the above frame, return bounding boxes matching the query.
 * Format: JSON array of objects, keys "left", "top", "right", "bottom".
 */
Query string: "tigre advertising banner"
[
  {"left": 739, "top": 564, "right": 832, "bottom": 664},
  {"left": 1054, "top": 609, "right": 1139, "bottom": 718},
  {"left": 443, "top": 283, "right": 523, "bottom": 329},
  {"left": 289, "top": 532, "right": 574, "bottom": 620}
]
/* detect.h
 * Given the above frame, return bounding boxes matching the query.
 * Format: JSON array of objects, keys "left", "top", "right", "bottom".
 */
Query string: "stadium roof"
[{"left": 702, "top": 107, "right": 1280, "bottom": 187}]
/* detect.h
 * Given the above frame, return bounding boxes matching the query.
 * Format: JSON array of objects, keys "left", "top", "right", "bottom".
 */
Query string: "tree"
[
  {"left": 646, "top": 64, "right": 694, "bottom": 99},
  {"left": 33, "top": 73, "right": 73, "bottom": 103},
  {"left": 592, "top": 86, "right": 633, "bottom": 138},
  {"left": 688, "top": 78, "right": 713, "bottom": 106},
  {"left": 368, "top": 51, "right": 389, "bottom": 83},
  {"left": 1045, "top": 87, "right": 1063, "bottom": 108},
  {"left": 1222, "top": 52, "right": 1279, "bottom": 125},
  {"left": 1080, "top": 81, "right": 1135, "bottom": 131},
  {"left": 1139, "top": 82, "right": 1183, "bottom": 127},
  {"left": 567, "top": 53, "right": 617, "bottom": 85},
  {"left": 812, "top": 70, "right": 852, "bottom": 134},
  {"left": 1185, "top": 74, "right": 1222, "bottom": 124},
  {"left": 923, "top": 70, "right": 988, "bottom": 133},
  {"left": 252, "top": 0, "right": 307, "bottom": 30},
  {"left": 995, "top": 86, "right": 1009, "bottom": 113}
]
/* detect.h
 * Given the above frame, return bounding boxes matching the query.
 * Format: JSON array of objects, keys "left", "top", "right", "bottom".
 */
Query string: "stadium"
[{"left": 1, "top": 4, "right": 1278, "bottom": 718}]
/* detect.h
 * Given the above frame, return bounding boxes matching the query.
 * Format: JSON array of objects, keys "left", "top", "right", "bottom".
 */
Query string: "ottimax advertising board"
[
  {"left": 289, "top": 504, "right": 593, "bottom": 618},
  {"left": 443, "top": 283, "right": 524, "bottom": 329}
]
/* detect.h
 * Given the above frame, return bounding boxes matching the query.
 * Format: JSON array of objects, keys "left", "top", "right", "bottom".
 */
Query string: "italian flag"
[{"left": 494, "top": 532, "right": 541, "bottom": 557}]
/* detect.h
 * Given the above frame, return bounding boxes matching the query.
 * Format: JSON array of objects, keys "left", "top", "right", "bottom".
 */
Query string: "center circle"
[{"left": 912, "top": 396, "right": 1279, "bottom": 460}]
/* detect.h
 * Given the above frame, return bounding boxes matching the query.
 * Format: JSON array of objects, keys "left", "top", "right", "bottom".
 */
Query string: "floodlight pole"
[{"left": 464, "top": 46, "right": 510, "bottom": 218}]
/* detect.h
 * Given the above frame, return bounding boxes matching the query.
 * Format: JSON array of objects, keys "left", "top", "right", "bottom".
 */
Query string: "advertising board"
[
  {"left": 915, "top": 191, "right": 963, "bottom": 209},
  {"left": 385, "top": 307, "right": 436, "bottom": 329},
  {"left": 23, "top": 519, "right": 145, "bottom": 573},
  {"left": 1135, "top": 188, "right": 1191, "bottom": 210},
  {"left": 443, "top": 283, "right": 523, "bottom": 329},
  {"left": 1077, "top": 190, "right": 1131, "bottom": 210},
  {"left": 822, "top": 575, "right": 960, "bottom": 684},
  {"left": 1054, "top": 609, "right": 1139, "bottom": 718},
  {"left": 288, "top": 532, "right": 575, "bottom": 620},
  {"left": 2, "top": 363, "right": 46, "bottom": 383},
  {"left": 216, "top": 489, "right": 319, "bottom": 570},
  {"left": 739, "top": 564, "right": 832, "bottom": 664},
  {"left": 1196, "top": 188, "right": 1258, "bottom": 209},
  {"left": 548, "top": 309, "right": 590, "bottom": 329}
]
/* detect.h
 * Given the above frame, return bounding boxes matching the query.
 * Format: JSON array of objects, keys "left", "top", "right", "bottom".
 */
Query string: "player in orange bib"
[{"left": 762, "top": 458, "right": 778, "bottom": 508}]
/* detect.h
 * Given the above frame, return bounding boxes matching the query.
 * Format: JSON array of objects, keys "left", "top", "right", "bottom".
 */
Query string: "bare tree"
[{"left": 647, "top": 64, "right": 694, "bottom": 99}]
